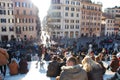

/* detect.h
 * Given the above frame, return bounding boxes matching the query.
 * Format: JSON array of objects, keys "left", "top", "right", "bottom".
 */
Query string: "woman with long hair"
[{"left": 82, "top": 56, "right": 104, "bottom": 80}]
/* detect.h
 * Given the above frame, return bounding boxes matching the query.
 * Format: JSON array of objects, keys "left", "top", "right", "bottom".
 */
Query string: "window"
[
  {"left": 29, "top": 18, "right": 31, "bottom": 23},
  {"left": 76, "top": 20, "right": 79, "bottom": 23},
  {"left": 23, "top": 26, "right": 25, "bottom": 31},
  {"left": 23, "top": 26, "right": 27, "bottom": 31},
  {"left": 16, "top": 10, "right": 19, "bottom": 15},
  {"left": 65, "top": 19, "right": 69, "bottom": 23},
  {"left": 71, "top": 1, "right": 75, "bottom": 5},
  {"left": 65, "top": 25, "right": 69, "bottom": 29},
  {"left": 70, "top": 20, "right": 74, "bottom": 23},
  {"left": 12, "top": 19, "right": 14, "bottom": 23},
  {"left": 30, "top": 10, "right": 32, "bottom": 15},
  {"left": 0, "top": 10, "right": 6, "bottom": 15},
  {"left": 8, "top": 3, "right": 13, "bottom": 8},
  {"left": 9, "top": 26, "right": 14, "bottom": 31},
  {"left": 22, "top": 18, "right": 26, "bottom": 23},
  {"left": 1, "top": 18, "right": 6, "bottom": 23},
  {"left": 26, "top": 26, "right": 28, "bottom": 31},
  {"left": 16, "top": 26, "right": 21, "bottom": 34},
  {"left": 70, "top": 25, "right": 74, "bottom": 29},
  {"left": 22, "top": 2, "right": 27, "bottom": 7},
  {"left": 66, "top": 0, "right": 69, "bottom": 4},
  {"left": 76, "top": 8, "right": 80, "bottom": 12},
  {"left": 8, "top": 10, "right": 13, "bottom": 15},
  {"left": 71, "top": 8, "right": 75, "bottom": 11},
  {"left": 82, "top": 22, "right": 85, "bottom": 25},
  {"left": 52, "top": 0, "right": 60, "bottom": 4},
  {"left": 29, "top": 3, "right": 32, "bottom": 8},
  {"left": 76, "top": 13, "right": 79, "bottom": 17},
  {"left": 8, "top": 19, "right": 10, "bottom": 23},
  {"left": 71, "top": 13, "right": 74, "bottom": 17},
  {"left": 26, "top": 18, "right": 27, "bottom": 23},
  {"left": 76, "top": 25, "right": 79, "bottom": 29},
  {"left": 29, "top": 26, "right": 34, "bottom": 31},
  {"left": 1, "top": 26, "right": 6, "bottom": 32},
  {"left": 0, "top": 10, "right": 2, "bottom": 14},
  {"left": 76, "top": 2, "right": 80, "bottom": 5},
  {"left": 0, "top": 2, "right": 5, "bottom": 7},
  {"left": 15, "top": 2, "right": 20, "bottom": 7},
  {"left": 32, "top": 19, "right": 34, "bottom": 23},
  {"left": 18, "top": 18, "right": 21, "bottom": 23},
  {"left": 65, "top": 7, "right": 69, "bottom": 10},
  {"left": 65, "top": 12, "right": 68, "bottom": 16},
  {"left": 23, "top": 10, "right": 26, "bottom": 15}
]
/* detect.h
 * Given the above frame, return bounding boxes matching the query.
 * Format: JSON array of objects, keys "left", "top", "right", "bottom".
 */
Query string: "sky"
[{"left": 31, "top": 0, "right": 120, "bottom": 22}]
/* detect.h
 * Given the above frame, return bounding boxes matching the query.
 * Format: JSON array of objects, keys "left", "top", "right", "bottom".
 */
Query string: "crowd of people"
[
  {"left": 46, "top": 48, "right": 120, "bottom": 80},
  {"left": 0, "top": 37, "right": 120, "bottom": 80},
  {"left": 0, "top": 48, "right": 29, "bottom": 80}
]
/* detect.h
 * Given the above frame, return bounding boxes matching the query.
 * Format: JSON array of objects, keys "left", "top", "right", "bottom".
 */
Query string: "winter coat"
[
  {"left": 9, "top": 60, "right": 19, "bottom": 75},
  {"left": 47, "top": 61, "right": 60, "bottom": 77},
  {"left": 19, "top": 59, "right": 28, "bottom": 74},
  {"left": 87, "top": 65, "right": 103, "bottom": 80},
  {"left": 0, "top": 48, "right": 9, "bottom": 66},
  {"left": 0, "top": 48, "right": 9, "bottom": 59},
  {"left": 110, "top": 56, "right": 119, "bottom": 72},
  {"left": 59, "top": 64, "right": 88, "bottom": 80},
  {"left": 0, "top": 53, "right": 9, "bottom": 66}
]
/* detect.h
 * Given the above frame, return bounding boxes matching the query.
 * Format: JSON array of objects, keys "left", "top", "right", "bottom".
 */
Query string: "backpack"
[{"left": 47, "top": 61, "right": 60, "bottom": 77}]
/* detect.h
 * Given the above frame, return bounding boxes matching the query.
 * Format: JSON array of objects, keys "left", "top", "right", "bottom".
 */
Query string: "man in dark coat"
[
  {"left": 46, "top": 55, "right": 60, "bottom": 77},
  {"left": 19, "top": 58, "right": 28, "bottom": 74}
]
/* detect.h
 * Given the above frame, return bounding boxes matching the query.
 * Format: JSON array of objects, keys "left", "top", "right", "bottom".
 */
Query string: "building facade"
[
  {"left": 13, "top": 0, "right": 39, "bottom": 41},
  {"left": 0, "top": 0, "right": 40, "bottom": 42},
  {"left": 47, "top": 0, "right": 102, "bottom": 39},
  {"left": 0, "top": 0, "right": 15, "bottom": 41},
  {"left": 80, "top": 1, "right": 102, "bottom": 37},
  {"left": 47, "top": 0, "right": 81, "bottom": 39},
  {"left": 102, "top": 14, "right": 115, "bottom": 36},
  {"left": 104, "top": 6, "right": 120, "bottom": 36},
  {"left": 105, "top": 6, "right": 120, "bottom": 17}
]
